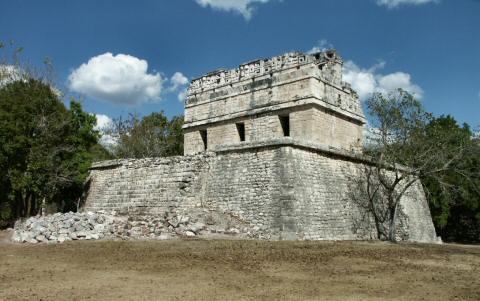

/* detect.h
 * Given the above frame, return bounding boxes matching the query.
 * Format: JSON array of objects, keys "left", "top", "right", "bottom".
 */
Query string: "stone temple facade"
[
  {"left": 84, "top": 50, "right": 438, "bottom": 242},
  {"left": 183, "top": 50, "right": 364, "bottom": 154}
]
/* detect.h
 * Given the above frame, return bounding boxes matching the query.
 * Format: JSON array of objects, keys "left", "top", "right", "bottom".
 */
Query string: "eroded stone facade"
[
  {"left": 83, "top": 50, "right": 438, "bottom": 242},
  {"left": 84, "top": 143, "right": 437, "bottom": 242},
  {"left": 183, "top": 51, "right": 365, "bottom": 154}
]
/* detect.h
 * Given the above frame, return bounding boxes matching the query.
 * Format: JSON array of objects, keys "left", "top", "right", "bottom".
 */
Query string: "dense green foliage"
[
  {"left": 365, "top": 90, "right": 479, "bottom": 242},
  {"left": 108, "top": 112, "right": 184, "bottom": 158},
  {"left": 0, "top": 79, "right": 108, "bottom": 226},
  {"left": 363, "top": 90, "right": 438, "bottom": 241},
  {"left": 421, "top": 116, "right": 480, "bottom": 242}
]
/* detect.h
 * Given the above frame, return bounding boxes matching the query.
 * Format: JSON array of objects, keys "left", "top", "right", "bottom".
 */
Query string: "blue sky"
[{"left": 1, "top": 0, "right": 479, "bottom": 130}]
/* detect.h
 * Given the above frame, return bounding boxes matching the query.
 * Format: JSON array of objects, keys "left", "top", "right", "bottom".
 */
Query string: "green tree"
[
  {"left": 0, "top": 79, "right": 62, "bottom": 218},
  {"left": 165, "top": 115, "right": 184, "bottom": 156},
  {"left": 360, "top": 90, "right": 475, "bottom": 242},
  {"left": 109, "top": 112, "right": 184, "bottom": 158},
  {"left": 0, "top": 79, "right": 103, "bottom": 224},
  {"left": 422, "top": 116, "right": 480, "bottom": 242}
]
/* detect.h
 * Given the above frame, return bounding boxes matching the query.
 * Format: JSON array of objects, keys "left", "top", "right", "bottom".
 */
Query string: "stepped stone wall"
[
  {"left": 83, "top": 50, "right": 438, "bottom": 243},
  {"left": 84, "top": 154, "right": 211, "bottom": 215},
  {"left": 84, "top": 141, "right": 438, "bottom": 243}
]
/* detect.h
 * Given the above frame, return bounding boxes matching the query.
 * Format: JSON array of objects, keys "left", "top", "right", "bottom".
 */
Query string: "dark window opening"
[
  {"left": 236, "top": 123, "right": 245, "bottom": 142},
  {"left": 279, "top": 115, "right": 290, "bottom": 137},
  {"left": 200, "top": 130, "right": 208, "bottom": 151},
  {"left": 326, "top": 51, "right": 335, "bottom": 59}
]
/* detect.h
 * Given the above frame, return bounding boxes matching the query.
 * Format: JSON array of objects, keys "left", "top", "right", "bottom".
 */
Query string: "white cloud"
[
  {"left": 94, "top": 114, "right": 113, "bottom": 131},
  {"left": 376, "top": 72, "right": 422, "bottom": 96},
  {"left": 93, "top": 113, "right": 118, "bottom": 148},
  {"left": 169, "top": 72, "right": 189, "bottom": 91},
  {"left": 167, "top": 72, "right": 189, "bottom": 102},
  {"left": 306, "top": 40, "right": 422, "bottom": 101},
  {"left": 376, "top": 0, "right": 439, "bottom": 9},
  {"left": 177, "top": 88, "right": 188, "bottom": 103},
  {"left": 343, "top": 61, "right": 377, "bottom": 99},
  {"left": 195, "top": 0, "right": 272, "bottom": 20},
  {"left": 68, "top": 53, "right": 164, "bottom": 106},
  {"left": 307, "top": 39, "right": 334, "bottom": 54},
  {"left": 343, "top": 60, "right": 423, "bottom": 100},
  {"left": 99, "top": 133, "right": 118, "bottom": 149}
]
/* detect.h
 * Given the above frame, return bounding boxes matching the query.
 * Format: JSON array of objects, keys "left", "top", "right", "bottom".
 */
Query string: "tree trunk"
[
  {"left": 26, "top": 193, "right": 32, "bottom": 217},
  {"left": 388, "top": 201, "right": 398, "bottom": 242},
  {"left": 16, "top": 191, "right": 25, "bottom": 218},
  {"left": 371, "top": 207, "right": 384, "bottom": 240},
  {"left": 41, "top": 197, "right": 46, "bottom": 216}
]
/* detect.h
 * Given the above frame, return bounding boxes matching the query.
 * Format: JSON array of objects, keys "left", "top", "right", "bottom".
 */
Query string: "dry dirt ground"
[{"left": 0, "top": 231, "right": 479, "bottom": 301}]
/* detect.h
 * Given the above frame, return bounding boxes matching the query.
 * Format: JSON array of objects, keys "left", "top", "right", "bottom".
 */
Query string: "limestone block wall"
[
  {"left": 201, "top": 145, "right": 436, "bottom": 242},
  {"left": 245, "top": 114, "right": 284, "bottom": 142},
  {"left": 201, "top": 147, "right": 283, "bottom": 234},
  {"left": 184, "top": 114, "right": 283, "bottom": 154},
  {"left": 396, "top": 180, "right": 438, "bottom": 242},
  {"left": 184, "top": 113, "right": 286, "bottom": 154},
  {"left": 184, "top": 131, "right": 205, "bottom": 154},
  {"left": 282, "top": 147, "right": 435, "bottom": 242},
  {"left": 185, "top": 51, "right": 361, "bottom": 124},
  {"left": 184, "top": 106, "right": 363, "bottom": 155},
  {"left": 183, "top": 51, "right": 365, "bottom": 156},
  {"left": 84, "top": 144, "right": 437, "bottom": 242},
  {"left": 184, "top": 69, "right": 315, "bottom": 125},
  {"left": 309, "top": 107, "right": 363, "bottom": 149},
  {"left": 289, "top": 109, "right": 312, "bottom": 139},
  {"left": 84, "top": 154, "right": 212, "bottom": 215},
  {"left": 309, "top": 77, "right": 361, "bottom": 115},
  {"left": 207, "top": 121, "right": 243, "bottom": 149}
]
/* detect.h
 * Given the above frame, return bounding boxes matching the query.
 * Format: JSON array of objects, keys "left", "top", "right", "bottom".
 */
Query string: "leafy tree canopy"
[
  {"left": 0, "top": 78, "right": 108, "bottom": 225},
  {"left": 364, "top": 90, "right": 479, "bottom": 242},
  {"left": 107, "top": 112, "right": 184, "bottom": 159},
  {"left": 422, "top": 116, "right": 480, "bottom": 242}
]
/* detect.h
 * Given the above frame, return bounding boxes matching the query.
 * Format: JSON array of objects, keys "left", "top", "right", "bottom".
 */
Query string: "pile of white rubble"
[
  {"left": 12, "top": 212, "right": 119, "bottom": 243},
  {"left": 12, "top": 208, "right": 271, "bottom": 244}
]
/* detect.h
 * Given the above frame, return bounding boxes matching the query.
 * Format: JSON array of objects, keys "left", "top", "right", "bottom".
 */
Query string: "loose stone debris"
[{"left": 12, "top": 208, "right": 272, "bottom": 244}]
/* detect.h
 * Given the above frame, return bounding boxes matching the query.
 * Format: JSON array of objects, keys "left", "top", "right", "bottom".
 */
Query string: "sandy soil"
[{"left": 0, "top": 235, "right": 479, "bottom": 301}]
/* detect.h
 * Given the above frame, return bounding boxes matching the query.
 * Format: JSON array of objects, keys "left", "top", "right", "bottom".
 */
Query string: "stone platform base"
[{"left": 84, "top": 140, "right": 438, "bottom": 243}]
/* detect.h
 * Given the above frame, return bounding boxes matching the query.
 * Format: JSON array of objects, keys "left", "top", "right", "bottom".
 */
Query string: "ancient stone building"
[
  {"left": 84, "top": 50, "right": 438, "bottom": 242},
  {"left": 183, "top": 51, "right": 364, "bottom": 154}
]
